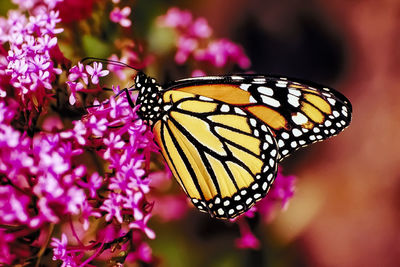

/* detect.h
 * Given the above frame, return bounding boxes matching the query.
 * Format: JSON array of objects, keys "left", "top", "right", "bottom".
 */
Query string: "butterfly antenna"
[{"left": 81, "top": 57, "right": 140, "bottom": 72}]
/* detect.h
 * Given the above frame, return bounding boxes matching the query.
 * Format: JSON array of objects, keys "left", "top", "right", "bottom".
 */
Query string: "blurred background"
[{"left": 2, "top": 0, "right": 399, "bottom": 266}]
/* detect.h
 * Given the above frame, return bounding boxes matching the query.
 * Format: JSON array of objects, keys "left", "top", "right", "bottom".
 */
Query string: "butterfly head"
[{"left": 135, "top": 72, "right": 163, "bottom": 126}]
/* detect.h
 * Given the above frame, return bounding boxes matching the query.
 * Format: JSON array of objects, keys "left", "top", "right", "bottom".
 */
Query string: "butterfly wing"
[
  {"left": 167, "top": 75, "right": 352, "bottom": 161},
  {"left": 152, "top": 90, "right": 279, "bottom": 219}
]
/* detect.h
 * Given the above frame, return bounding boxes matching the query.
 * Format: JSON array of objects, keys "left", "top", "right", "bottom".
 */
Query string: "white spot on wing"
[
  {"left": 221, "top": 104, "right": 230, "bottom": 112},
  {"left": 292, "top": 112, "right": 308, "bottom": 125},
  {"left": 288, "top": 88, "right": 301, "bottom": 96},
  {"left": 292, "top": 128, "right": 302, "bottom": 137},
  {"left": 234, "top": 107, "right": 247, "bottom": 115},
  {"left": 288, "top": 94, "right": 300, "bottom": 107},
  {"left": 257, "top": 86, "right": 274, "bottom": 96},
  {"left": 240, "top": 84, "right": 251, "bottom": 91},
  {"left": 260, "top": 95, "right": 280, "bottom": 107},
  {"left": 199, "top": 96, "right": 213, "bottom": 101},
  {"left": 231, "top": 76, "right": 244, "bottom": 80}
]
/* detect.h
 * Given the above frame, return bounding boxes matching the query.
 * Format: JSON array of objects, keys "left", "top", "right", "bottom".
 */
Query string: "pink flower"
[
  {"left": 66, "top": 81, "right": 84, "bottom": 105},
  {"left": 127, "top": 242, "right": 152, "bottom": 263},
  {"left": 191, "top": 69, "right": 206, "bottom": 77},
  {"left": 235, "top": 228, "right": 260, "bottom": 250},
  {"left": 85, "top": 62, "right": 109, "bottom": 84},
  {"left": 0, "top": 229, "right": 16, "bottom": 264},
  {"left": 129, "top": 214, "right": 156, "bottom": 239},
  {"left": 100, "top": 193, "right": 124, "bottom": 223},
  {"left": 195, "top": 38, "right": 251, "bottom": 68},
  {"left": 189, "top": 18, "right": 212, "bottom": 38},
  {"left": 110, "top": 6, "right": 132, "bottom": 28},
  {"left": 51, "top": 233, "right": 68, "bottom": 260},
  {"left": 157, "top": 7, "right": 192, "bottom": 28},
  {"left": 0, "top": 186, "right": 30, "bottom": 224},
  {"left": 68, "top": 62, "right": 88, "bottom": 84},
  {"left": 156, "top": 7, "right": 250, "bottom": 69},
  {"left": 175, "top": 36, "right": 198, "bottom": 64},
  {"left": 250, "top": 169, "right": 296, "bottom": 222}
]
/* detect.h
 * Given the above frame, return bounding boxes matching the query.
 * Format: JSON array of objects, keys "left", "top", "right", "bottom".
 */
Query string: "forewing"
[{"left": 169, "top": 75, "right": 352, "bottom": 160}]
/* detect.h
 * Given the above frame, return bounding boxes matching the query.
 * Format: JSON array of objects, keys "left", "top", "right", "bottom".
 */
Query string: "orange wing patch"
[
  {"left": 178, "top": 84, "right": 252, "bottom": 105},
  {"left": 246, "top": 105, "right": 288, "bottom": 130}
]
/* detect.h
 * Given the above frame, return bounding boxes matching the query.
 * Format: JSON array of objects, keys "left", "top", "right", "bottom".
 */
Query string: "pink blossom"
[
  {"left": 157, "top": 7, "right": 192, "bottom": 28},
  {"left": 107, "top": 54, "right": 128, "bottom": 80},
  {"left": 235, "top": 226, "right": 260, "bottom": 250},
  {"left": 85, "top": 62, "right": 109, "bottom": 84},
  {"left": 175, "top": 36, "right": 198, "bottom": 64},
  {"left": 127, "top": 242, "right": 153, "bottom": 263},
  {"left": 129, "top": 214, "right": 156, "bottom": 239},
  {"left": 3, "top": 8, "right": 63, "bottom": 108},
  {"left": 189, "top": 18, "right": 212, "bottom": 38},
  {"left": 100, "top": 193, "right": 124, "bottom": 223},
  {"left": 157, "top": 7, "right": 250, "bottom": 69},
  {"left": 191, "top": 69, "right": 206, "bottom": 77},
  {"left": 0, "top": 229, "right": 16, "bottom": 264},
  {"left": 110, "top": 6, "right": 132, "bottom": 28},
  {"left": 66, "top": 81, "right": 84, "bottom": 105},
  {"left": 0, "top": 186, "right": 30, "bottom": 224},
  {"left": 68, "top": 62, "right": 89, "bottom": 84},
  {"left": 195, "top": 38, "right": 251, "bottom": 68}
]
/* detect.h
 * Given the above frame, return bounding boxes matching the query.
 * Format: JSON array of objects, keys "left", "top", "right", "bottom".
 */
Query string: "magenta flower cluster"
[
  {"left": 2, "top": 8, "right": 63, "bottom": 109},
  {"left": 157, "top": 7, "right": 251, "bottom": 75},
  {"left": 0, "top": 1, "right": 297, "bottom": 265}
]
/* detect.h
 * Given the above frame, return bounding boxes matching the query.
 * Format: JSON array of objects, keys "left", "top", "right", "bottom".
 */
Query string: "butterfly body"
[{"left": 135, "top": 72, "right": 352, "bottom": 219}]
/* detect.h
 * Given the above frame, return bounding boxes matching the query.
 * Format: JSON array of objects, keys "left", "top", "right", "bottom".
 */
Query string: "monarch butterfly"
[{"left": 134, "top": 72, "right": 352, "bottom": 219}]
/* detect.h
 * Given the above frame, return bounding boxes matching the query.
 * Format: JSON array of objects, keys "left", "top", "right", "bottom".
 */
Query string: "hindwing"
[{"left": 153, "top": 92, "right": 279, "bottom": 219}]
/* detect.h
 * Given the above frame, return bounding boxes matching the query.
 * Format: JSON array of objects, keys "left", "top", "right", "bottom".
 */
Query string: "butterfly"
[{"left": 134, "top": 72, "right": 352, "bottom": 219}]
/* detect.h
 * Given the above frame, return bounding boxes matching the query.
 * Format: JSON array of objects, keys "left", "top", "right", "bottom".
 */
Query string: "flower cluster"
[
  {"left": 2, "top": 8, "right": 63, "bottom": 110},
  {"left": 157, "top": 7, "right": 251, "bottom": 75},
  {"left": 50, "top": 71, "right": 158, "bottom": 264}
]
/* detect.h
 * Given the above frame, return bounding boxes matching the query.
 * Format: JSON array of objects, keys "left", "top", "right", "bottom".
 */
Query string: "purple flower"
[
  {"left": 51, "top": 233, "right": 68, "bottom": 260},
  {"left": 235, "top": 227, "right": 260, "bottom": 250},
  {"left": 0, "top": 186, "right": 30, "bottom": 224},
  {"left": 157, "top": 7, "right": 250, "bottom": 70},
  {"left": 129, "top": 214, "right": 156, "bottom": 239},
  {"left": 85, "top": 62, "right": 109, "bottom": 84},
  {"left": 110, "top": 6, "right": 132, "bottom": 28},
  {"left": 249, "top": 169, "right": 296, "bottom": 222},
  {"left": 66, "top": 81, "right": 84, "bottom": 105},
  {"left": 189, "top": 17, "right": 212, "bottom": 38},
  {"left": 127, "top": 242, "right": 153, "bottom": 263},
  {"left": 195, "top": 38, "right": 251, "bottom": 68},
  {"left": 175, "top": 36, "right": 198, "bottom": 64},
  {"left": 103, "top": 132, "right": 125, "bottom": 159},
  {"left": 100, "top": 193, "right": 124, "bottom": 223},
  {"left": 85, "top": 114, "right": 108, "bottom": 137},
  {"left": 68, "top": 62, "right": 89, "bottom": 84},
  {"left": 0, "top": 229, "right": 16, "bottom": 264},
  {"left": 123, "top": 191, "right": 144, "bottom": 220},
  {"left": 157, "top": 7, "right": 192, "bottom": 28},
  {"left": 76, "top": 172, "right": 102, "bottom": 199},
  {"left": 3, "top": 7, "right": 63, "bottom": 108}
]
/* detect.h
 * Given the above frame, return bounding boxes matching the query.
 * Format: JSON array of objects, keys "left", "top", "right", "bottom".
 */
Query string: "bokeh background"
[{"left": 2, "top": 0, "right": 399, "bottom": 266}]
